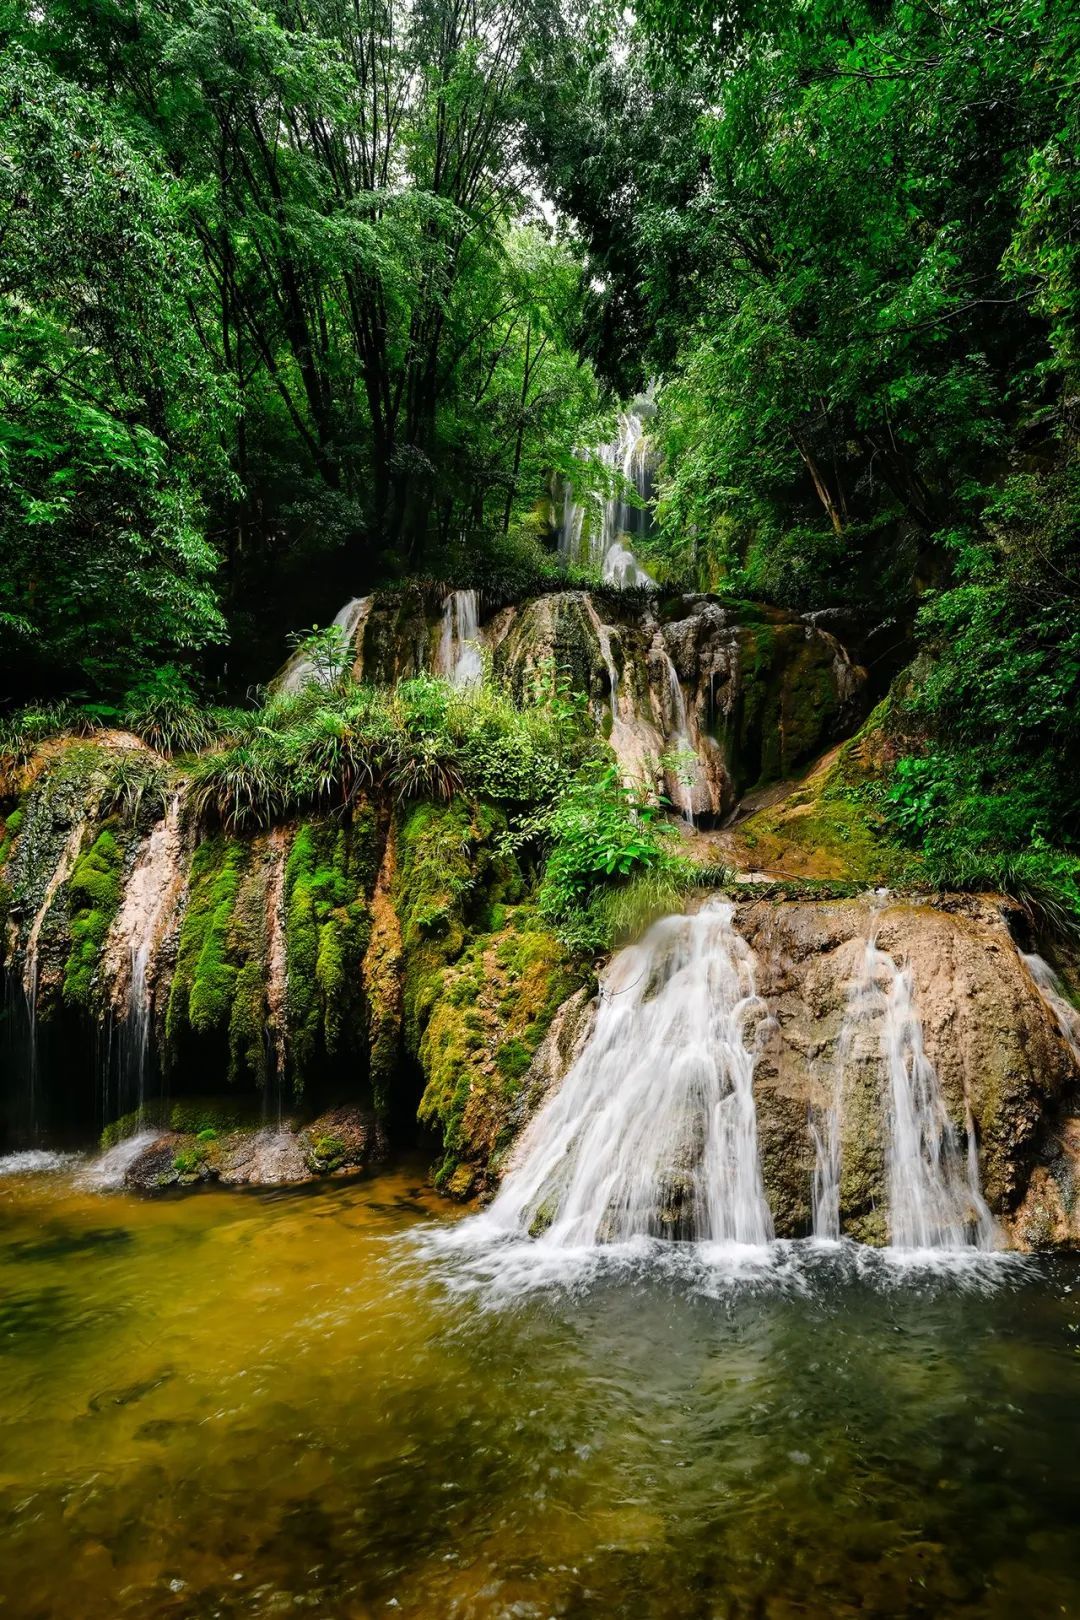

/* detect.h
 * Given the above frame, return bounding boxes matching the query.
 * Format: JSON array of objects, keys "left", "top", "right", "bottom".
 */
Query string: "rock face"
[
  {"left": 436, "top": 589, "right": 865, "bottom": 822},
  {"left": 336, "top": 586, "right": 867, "bottom": 822},
  {"left": 487, "top": 894, "right": 1080, "bottom": 1246},
  {"left": 5, "top": 585, "right": 1080, "bottom": 1248},
  {"left": 734, "top": 896, "right": 1078, "bottom": 1241}
]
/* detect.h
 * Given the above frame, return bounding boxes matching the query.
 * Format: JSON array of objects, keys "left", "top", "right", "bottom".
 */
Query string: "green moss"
[
  {"left": 728, "top": 702, "right": 916, "bottom": 886},
  {"left": 229, "top": 957, "right": 269, "bottom": 1086},
  {"left": 0, "top": 805, "right": 24, "bottom": 868},
  {"left": 62, "top": 827, "right": 124, "bottom": 1010},
  {"left": 166, "top": 835, "right": 248, "bottom": 1050},
  {"left": 284, "top": 815, "right": 374, "bottom": 1094},
  {"left": 412, "top": 884, "right": 585, "bottom": 1192}
]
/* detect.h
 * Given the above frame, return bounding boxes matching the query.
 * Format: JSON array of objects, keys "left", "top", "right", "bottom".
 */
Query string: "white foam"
[{"left": 0, "top": 1149, "right": 80, "bottom": 1178}]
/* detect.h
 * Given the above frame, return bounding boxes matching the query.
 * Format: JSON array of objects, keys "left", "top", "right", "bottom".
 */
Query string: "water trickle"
[
  {"left": 814, "top": 936, "right": 996, "bottom": 1250},
  {"left": 656, "top": 643, "right": 699, "bottom": 825},
  {"left": 107, "top": 792, "right": 186, "bottom": 1119},
  {"left": 1022, "top": 951, "right": 1080, "bottom": 1066},
  {"left": 559, "top": 405, "right": 657, "bottom": 588},
  {"left": 484, "top": 902, "right": 774, "bottom": 1248},
  {"left": 435, "top": 590, "right": 484, "bottom": 687}
]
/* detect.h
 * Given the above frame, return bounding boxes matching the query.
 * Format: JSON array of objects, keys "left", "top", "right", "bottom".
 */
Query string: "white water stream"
[
  {"left": 435, "top": 590, "right": 484, "bottom": 687},
  {"left": 482, "top": 902, "right": 774, "bottom": 1248},
  {"left": 812, "top": 935, "right": 996, "bottom": 1251},
  {"left": 559, "top": 406, "right": 656, "bottom": 588},
  {"left": 276, "top": 596, "right": 372, "bottom": 693}
]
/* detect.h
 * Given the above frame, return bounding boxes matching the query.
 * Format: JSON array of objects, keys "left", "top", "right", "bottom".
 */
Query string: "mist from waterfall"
[
  {"left": 559, "top": 403, "right": 657, "bottom": 589},
  {"left": 482, "top": 902, "right": 774, "bottom": 1249},
  {"left": 812, "top": 934, "right": 996, "bottom": 1251}
]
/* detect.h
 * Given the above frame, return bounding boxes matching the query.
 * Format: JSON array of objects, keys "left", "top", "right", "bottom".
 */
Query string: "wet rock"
[
  {"left": 216, "top": 1129, "right": 309, "bottom": 1187},
  {"left": 298, "top": 1105, "right": 384, "bottom": 1175},
  {"left": 120, "top": 1106, "right": 383, "bottom": 1193},
  {"left": 123, "top": 1133, "right": 191, "bottom": 1191},
  {"left": 735, "top": 895, "right": 1078, "bottom": 1238}
]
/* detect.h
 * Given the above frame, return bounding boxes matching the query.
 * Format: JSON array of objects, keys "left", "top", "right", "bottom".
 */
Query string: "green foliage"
[
  {"left": 0, "top": 43, "right": 228, "bottom": 696},
  {"left": 62, "top": 828, "right": 124, "bottom": 1010},
  {"left": 98, "top": 754, "right": 170, "bottom": 826},
  {"left": 189, "top": 666, "right": 585, "bottom": 832},
  {"left": 538, "top": 761, "right": 685, "bottom": 951},
  {"left": 286, "top": 626, "right": 353, "bottom": 691},
  {"left": 121, "top": 668, "right": 215, "bottom": 757}
]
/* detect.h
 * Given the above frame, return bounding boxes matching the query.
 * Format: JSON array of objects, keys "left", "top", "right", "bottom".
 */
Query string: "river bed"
[{"left": 1, "top": 1155, "right": 1078, "bottom": 1618}]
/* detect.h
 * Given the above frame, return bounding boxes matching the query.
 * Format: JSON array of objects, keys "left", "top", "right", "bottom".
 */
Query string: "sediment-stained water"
[{"left": 1, "top": 1157, "right": 1079, "bottom": 1619}]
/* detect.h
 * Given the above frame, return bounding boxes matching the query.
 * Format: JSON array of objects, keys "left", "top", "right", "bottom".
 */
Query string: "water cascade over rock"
[
  {"left": 5, "top": 585, "right": 1080, "bottom": 1240},
  {"left": 811, "top": 931, "right": 995, "bottom": 1249},
  {"left": 487, "top": 903, "right": 774, "bottom": 1246},
  {"left": 434, "top": 589, "right": 483, "bottom": 687},
  {"left": 558, "top": 401, "right": 657, "bottom": 588},
  {"left": 275, "top": 595, "right": 373, "bottom": 692}
]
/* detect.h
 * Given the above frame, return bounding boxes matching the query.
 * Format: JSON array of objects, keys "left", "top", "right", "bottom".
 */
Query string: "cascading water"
[
  {"left": 435, "top": 590, "right": 484, "bottom": 687},
  {"left": 107, "top": 792, "right": 186, "bottom": 1123},
  {"left": 812, "top": 934, "right": 996, "bottom": 1250},
  {"left": 559, "top": 404, "right": 657, "bottom": 589},
  {"left": 483, "top": 902, "right": 774, "bottom": 1249},
  {"left": 1022, "top": 951, "right": 1080, "bottom": 1064},
  {"left": 656, "top": 643, "right": 699, "bottom": 825},
  {"left": 276, "top": 596, "right": 372, "bottom": 693}
]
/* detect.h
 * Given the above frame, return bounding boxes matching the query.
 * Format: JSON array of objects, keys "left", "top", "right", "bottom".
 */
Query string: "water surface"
[{"left": 1, "top": 1157, "right": 1078, "bottom": 1618}]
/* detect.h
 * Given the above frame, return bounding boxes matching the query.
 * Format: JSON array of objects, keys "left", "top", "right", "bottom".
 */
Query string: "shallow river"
[{"left": 1, "top": 1154, "right": 1079, "bottom": 1619}]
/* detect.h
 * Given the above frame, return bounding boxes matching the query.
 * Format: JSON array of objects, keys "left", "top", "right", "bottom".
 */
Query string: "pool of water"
[{"left": 1, "top": 1156, "right": 1079, "bottom": 1619}]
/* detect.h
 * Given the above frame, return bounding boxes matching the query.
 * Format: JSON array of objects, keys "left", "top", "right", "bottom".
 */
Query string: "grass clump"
[{"left": 188, "top": 665, "right": 585, "bottom": 834}]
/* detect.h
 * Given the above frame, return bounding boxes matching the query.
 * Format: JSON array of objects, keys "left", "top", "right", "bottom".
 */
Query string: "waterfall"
[
  {"left": 813, "top": 936, "right": 996, "bottom": 1250},
  {"left": 435, "top": 590, "right": 484, "bottom": 687},
  {"left": 656, "top": 643, "right": 699, "bottom": 825},
  {"left": 559, "top": 404, "right": 657, "bottom": 589},
  {"left": 1022, "top": 952, "right": 1080, "bottom": 1066},
  {"left": 485, "top": 903, "right": 774, "bottom": 1248},
  {"left": 105, "top": 791, "right": 186, "bottom": 1123},
  {"left": 276, "top": 596, "right": 372, "bottom": 693}
]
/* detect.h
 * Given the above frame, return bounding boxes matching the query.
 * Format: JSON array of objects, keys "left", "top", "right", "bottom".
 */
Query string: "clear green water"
[{"left": 1, "top": 1157, "right": 1079, "bottom": 1619}]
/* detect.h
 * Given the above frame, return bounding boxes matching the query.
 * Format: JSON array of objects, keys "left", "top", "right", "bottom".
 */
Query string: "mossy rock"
[
  {"left": 723, "top": 704, "right": 916, "bottom": 886},
  {"left": 62, "top": 826, "right": 124, "bottom": 1011}
]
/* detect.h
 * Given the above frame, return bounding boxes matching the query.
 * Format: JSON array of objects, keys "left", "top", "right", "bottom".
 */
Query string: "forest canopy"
[{"left": 2, "top": 0, "right": 1080, "bottom": 918}]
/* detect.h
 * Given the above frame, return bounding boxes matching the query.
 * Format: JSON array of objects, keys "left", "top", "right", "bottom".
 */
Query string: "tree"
[{"left": 0, "top": 42, "right": 228, "bottom": 695}]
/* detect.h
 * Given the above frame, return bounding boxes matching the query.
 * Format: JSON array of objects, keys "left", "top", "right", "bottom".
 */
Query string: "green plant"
[
  {"left": 285, "top": 624, "right": 353, "bottom": 689},
  {"left": 538, "top": 762, "right": 684, "bottom": 951}
]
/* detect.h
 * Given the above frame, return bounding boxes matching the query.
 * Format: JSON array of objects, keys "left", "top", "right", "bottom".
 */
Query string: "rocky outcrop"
[
  {"left": 478, "top": 893, "right": 1080, "bottom": 1247},
  {"left": 738, "top": 895, "right": 1077, "bottom": 1241},
  {"left": 488, "top": 592, "right": 866, "bottom": 821},
  {"left": 121, "top": 1105, "right": 382, "bottom": 1191},
  {"left": 329, "top": 586, "right": 867, "bottom": 822}
]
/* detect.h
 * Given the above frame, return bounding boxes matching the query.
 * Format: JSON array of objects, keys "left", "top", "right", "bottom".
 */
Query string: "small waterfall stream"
[
  {"left": 811, "top": 935, "right": 996, "bottom": 1250},
  {"left": 559, "top": 405, "right": 657, "bottom": 588},
  {"left": 1022, "top": 951, "right": 1080, "bottom": 1064},
  {"left": 276, "top": 596, "right": 372, "bottom": 693},
  {"left": 435, "top": 590, "right": 484, "bottom": 687},
  {"left": 485, "top": 902, "right": 774, "bottom": 1248}
]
